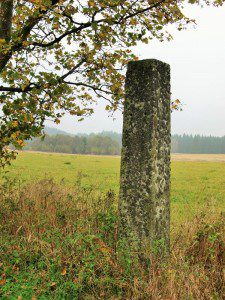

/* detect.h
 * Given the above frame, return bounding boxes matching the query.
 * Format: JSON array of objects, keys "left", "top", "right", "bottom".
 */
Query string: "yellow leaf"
[
  {"left": 11, "top": 131, "right": 20, "bottom": 139},
  {"left": 12, "top": 121, "right": 18, "bottom": 127},
  {"left": 61, "top": 268, "right": 67, "bottom": 276},
  {"left": 130, "top": 18, "right": 137, "bottom": 25},
  {"left": 88, "top": 0, "right": 95, "bottom": 7},
  {"left": 53, "top": 23, "right": 59, "bottom": 30},
  {"left": 17, "top": 140, "right": 26, "bottom": 147},
  {"left": 70, "top": 110, "right": 76, "bottom": 115},
  {"left": 0, "top": 279, "right": 6, "bottom": 285},
  {"left": 22, "top": 41, "right": 29, "bottom": 47}
]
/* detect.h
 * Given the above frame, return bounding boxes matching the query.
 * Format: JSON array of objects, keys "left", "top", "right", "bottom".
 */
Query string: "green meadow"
[{"left": 2, "top": 151, "right": 225, "bottom": 224}]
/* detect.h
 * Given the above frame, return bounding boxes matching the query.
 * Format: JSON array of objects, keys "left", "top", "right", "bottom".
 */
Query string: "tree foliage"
[{"left": 0, "top": 0, "right": 224, "bottom": 166}]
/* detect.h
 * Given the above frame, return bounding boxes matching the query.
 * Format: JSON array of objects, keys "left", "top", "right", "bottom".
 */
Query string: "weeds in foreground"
[{"left": 0, "top": 177, "right": 224, "bottom": 299}]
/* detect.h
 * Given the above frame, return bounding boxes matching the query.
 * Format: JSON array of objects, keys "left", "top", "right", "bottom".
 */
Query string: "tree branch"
[
  {"left": 0, "top": 0, "right": 61, "bottom": 72},
  {"left": 0, "top": 84, "right": 35, "bottom": 93},
  {"left": 121, "top": 0, "right": 166, "bottom": 22},
  {"left": 60, "top": 59, "right": 86, "bottom": 81},
  {"left": 0, "top": 59, "right": 85, "bottom": 93},
  {"left": 63, "top": 81, "right": 113, "bottom": 94},
  {"left": 31, "top": 1, "right": 166, "bottom": 48},
  {"left": 31, "top": 19, "right": 104, "bottom": 48}
]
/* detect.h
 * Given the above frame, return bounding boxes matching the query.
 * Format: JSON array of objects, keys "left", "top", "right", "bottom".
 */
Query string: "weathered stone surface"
[{"left": 119, "top": 59, "right": 171, "bottom": 255}]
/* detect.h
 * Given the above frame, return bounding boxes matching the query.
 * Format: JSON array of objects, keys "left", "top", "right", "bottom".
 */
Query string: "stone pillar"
[{"left": 119, "top": 59, "right": 171, "bottom": 256}]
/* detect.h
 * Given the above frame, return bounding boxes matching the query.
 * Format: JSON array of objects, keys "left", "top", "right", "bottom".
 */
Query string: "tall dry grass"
[{"left": 0, "top": 177, "right": 224, "bottom": 299}]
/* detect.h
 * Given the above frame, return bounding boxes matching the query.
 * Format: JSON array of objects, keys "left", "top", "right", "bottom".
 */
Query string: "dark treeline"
[
  {"left": 172, "top": 134, "right": 225, "bottom": 154},
  {"left": 25, "top": 130, "right": 225, "bottom": 155}
]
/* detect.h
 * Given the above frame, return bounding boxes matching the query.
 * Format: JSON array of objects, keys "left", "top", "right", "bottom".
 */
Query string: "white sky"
[{"left": 47, "top": 4, "right": 225, "bottom": 136}]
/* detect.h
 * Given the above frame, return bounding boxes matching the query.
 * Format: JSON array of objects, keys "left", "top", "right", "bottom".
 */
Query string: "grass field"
[
  {"left": 0, "top": 152, "right": 224, "bottom": 299},
  {"left": 2, "top": 151, "right": 225, "bottom": 224}
]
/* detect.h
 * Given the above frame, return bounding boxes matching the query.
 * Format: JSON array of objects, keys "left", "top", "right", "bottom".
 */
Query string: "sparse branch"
[
  {"left": 63, "top": 81, "right": 114, "bottom": 95},
  {"left": 62, "top": 11, "right": 83, "bottom": 25},
  {"left": 60, "top": 60, "right": 86, "bottom": 81},
  {"left": 117, "top": 0, "right": 166, "bottom": 23}
]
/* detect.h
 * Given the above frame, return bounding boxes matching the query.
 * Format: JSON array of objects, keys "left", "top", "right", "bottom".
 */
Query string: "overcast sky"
[{"left": 47, "top": 4, "right": 225, "bottom": 136}]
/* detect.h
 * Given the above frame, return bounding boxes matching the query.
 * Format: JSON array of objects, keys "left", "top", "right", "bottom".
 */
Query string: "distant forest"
[
  {"left": 171, "top": 134, "right": 225, "bottom": 154},
  {"left": 25, "top": 133, "right": 121, "bottom": 155},
  {"left": 24, "top": 129, "right": 225, "bottom": 155}
]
